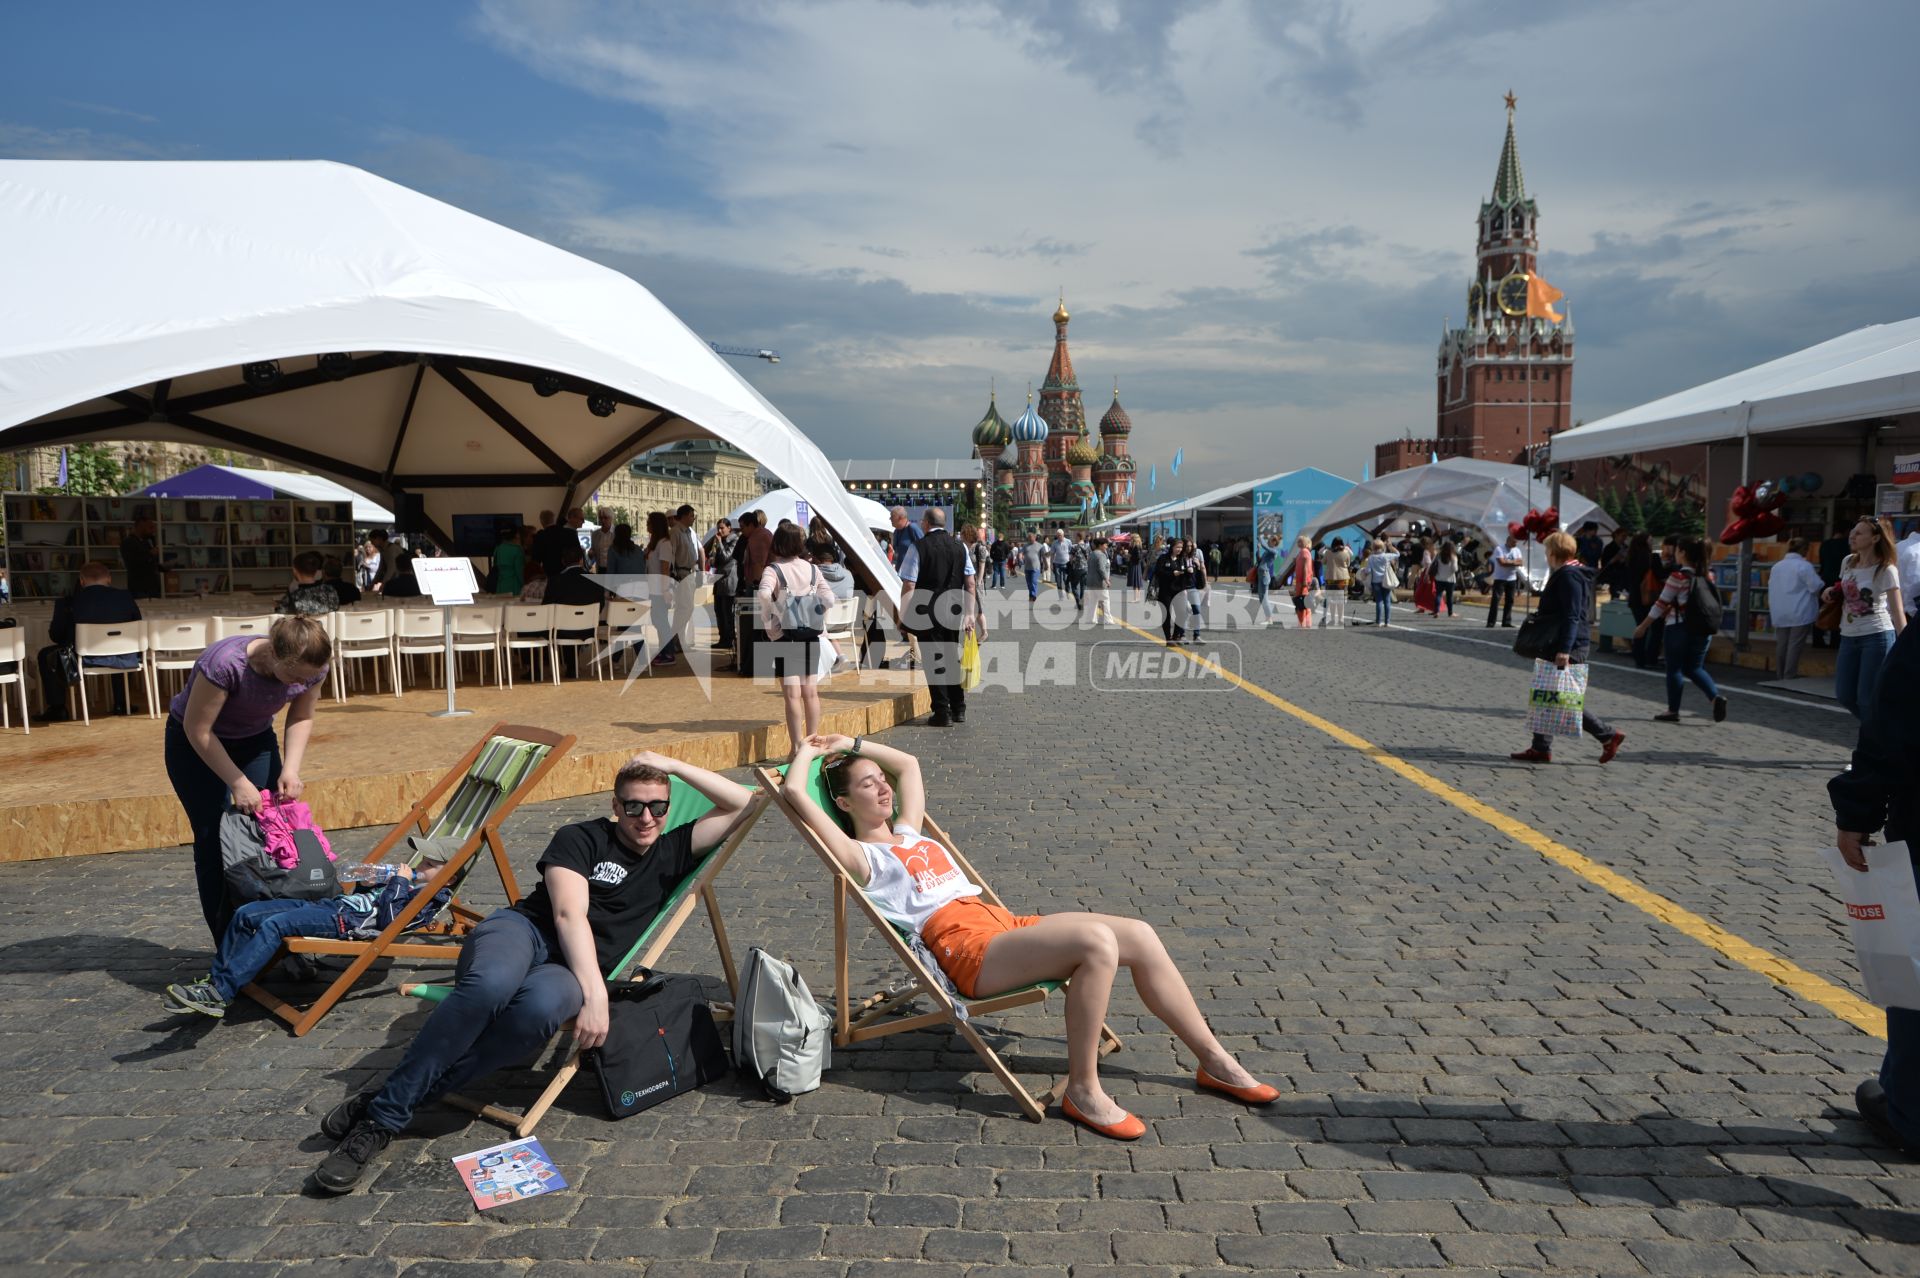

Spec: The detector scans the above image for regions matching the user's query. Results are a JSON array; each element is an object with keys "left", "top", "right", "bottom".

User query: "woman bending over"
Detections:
[{"left": 784, "top": 733, "right": 1277, "bottom": 1140}]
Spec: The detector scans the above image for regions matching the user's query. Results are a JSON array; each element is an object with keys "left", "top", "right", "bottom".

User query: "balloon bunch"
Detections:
[
  {"left": 1772, "top": 472, "right": 1823, "bottom": 496},
  {"left": 1718, "top": 482, "right": 1788, "bottom": 543},
  {"left": 1506, "top": 507, "right": 1560, "bottom": 542}
]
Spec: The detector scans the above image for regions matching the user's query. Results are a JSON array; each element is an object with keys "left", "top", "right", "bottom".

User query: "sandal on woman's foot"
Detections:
[
  {"left": 1196, "top": 1067, "right": 1280, "bottom": 1105},
  {"left": 1060, "top": 1093, "right": 1146, "bottom": 1141}
]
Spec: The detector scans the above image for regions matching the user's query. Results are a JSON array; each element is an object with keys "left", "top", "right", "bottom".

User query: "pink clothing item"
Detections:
[{"left": 255, "top": 793, "right": 334, "bottom": 870}]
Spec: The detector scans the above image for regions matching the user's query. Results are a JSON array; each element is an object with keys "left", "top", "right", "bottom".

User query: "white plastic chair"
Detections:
[
  {"left": 74, "top": 619, "right": 152, "bottom": 725},
  {"left": 211, "top": 614, "right": 275, "bottom": 641},
  {"left": 332, "top": 608, "right": 400, "bottom": 698},
  {"left": 599, "top": 599, "right": 654, "bottom": 677},
  {"left": 502, "top": 604, "right": 556, "bottom": 687},
  {"left": 394, "top": 607, "right": 451, "bottom": 690},
  {"left": 549, "top": 604, "right": 604, "bottom": 682},
  {"left": 147, "top": 617, "right": 212, "bottom": 703},
  {"left": 0, "top": 626, "right": 31, "bottom": 733},
  {"left": 449, "top": 604, "right": 505, "bottom": 688},
  {"left": 821, "top": 595, "right": 861, "bottom": 673}
]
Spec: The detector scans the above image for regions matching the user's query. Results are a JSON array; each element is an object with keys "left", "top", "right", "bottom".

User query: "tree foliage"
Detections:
[
  {"left": 36, "top": 444, "right": 127, "bottom": 497},
  {"left": 1598, "top": 485, "right": 1705, "bottom": 539}
]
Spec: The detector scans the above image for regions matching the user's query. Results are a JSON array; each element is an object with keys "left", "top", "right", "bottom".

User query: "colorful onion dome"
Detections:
[
  {"left": 971, "top": 392, "right": 1011, "bottom": 448},
  {"left": 1098, "top": 390, "right": 1132, "bottom": 434},
  {"left": 1011, "top": 394, "right": 1049, "bottom": 443},
  {"left": 1067, "top": 438, "right": 1101, "bottom": 466}
]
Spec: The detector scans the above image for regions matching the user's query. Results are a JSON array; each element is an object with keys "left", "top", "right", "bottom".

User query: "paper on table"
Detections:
[{"left": 1821, "top": 841, "right": 1920, "bottom": 1011}]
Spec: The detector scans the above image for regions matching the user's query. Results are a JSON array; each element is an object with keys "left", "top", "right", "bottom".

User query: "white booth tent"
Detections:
[
  {"left": 1547, "top": 316, "right": 1920, "bottom": 461},
  {"left": 0, "top": 159, "right": 898, "bottom": 604},
  {"left": 731, "top": 486, "right": 891, "bottom": 534},
  {"left": 1300, "top": 457, "right": 1614, "bottom": 588}
]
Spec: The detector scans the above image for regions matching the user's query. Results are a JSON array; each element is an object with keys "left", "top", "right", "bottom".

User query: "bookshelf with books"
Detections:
[{"left": 4, "top": 493, "right": 356, "bottom": 598}]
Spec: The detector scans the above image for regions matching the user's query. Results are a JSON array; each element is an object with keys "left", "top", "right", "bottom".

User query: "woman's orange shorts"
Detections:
[{"left": 921, "top": 897, "right": 1042, "bottom": 998}]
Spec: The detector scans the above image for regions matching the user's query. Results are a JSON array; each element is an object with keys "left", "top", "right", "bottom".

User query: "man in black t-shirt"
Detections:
[{"left": 308, "top": 751, "right": 754, "bottom": 1195}]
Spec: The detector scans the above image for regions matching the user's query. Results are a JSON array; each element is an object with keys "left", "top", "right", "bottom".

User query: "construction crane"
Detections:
[{"left": 708, "top": 342, "right": 780, "bottom": 364}]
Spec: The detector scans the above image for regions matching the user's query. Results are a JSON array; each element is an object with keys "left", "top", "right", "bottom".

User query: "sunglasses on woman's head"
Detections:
[{"left": 620, "top": 798, "right": 671, "bottom": 819}]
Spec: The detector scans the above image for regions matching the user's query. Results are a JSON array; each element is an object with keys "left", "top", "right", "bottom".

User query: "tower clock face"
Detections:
[{"left": 1497, "top": 271, "right": 1530, "bottom": 317}]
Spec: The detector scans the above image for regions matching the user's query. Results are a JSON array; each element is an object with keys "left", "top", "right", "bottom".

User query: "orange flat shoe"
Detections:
[
  {"left": 1060, "top": 1093, "right": 1146, "bottom": 1141},
  {"left": 1196, "top": 1067, "right": 1280, "bottom": 1105}
]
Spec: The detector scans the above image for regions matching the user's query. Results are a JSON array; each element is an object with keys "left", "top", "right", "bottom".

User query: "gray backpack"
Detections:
[{"left": 733, "top": 947, "right": 831, "bottom": 1102}]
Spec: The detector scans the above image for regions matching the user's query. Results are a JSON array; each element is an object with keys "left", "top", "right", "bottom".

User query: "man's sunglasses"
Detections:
[{"left": 619, "top": 798, "right": 671, "bottom": 819}]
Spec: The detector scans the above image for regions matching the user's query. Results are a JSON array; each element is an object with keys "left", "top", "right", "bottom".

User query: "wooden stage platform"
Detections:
[{"left": 0, "top": 664, "right": 927, "bottom": 863}]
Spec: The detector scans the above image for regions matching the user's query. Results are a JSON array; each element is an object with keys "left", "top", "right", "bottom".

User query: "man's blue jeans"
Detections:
[
  {"left": 1025, "top": 568, "right": 1040, "bottom": 600},
  {"left": 367, "top": 910, "right": 583, "bottom": 1134},
  {"left": 990, "top": 562, "right": 1005, "bottom": 589},
  {"left": 1662, "top": 626, "right": 1720, "bottom": 712},
  {"left": 1835, "top": 629, "right": 1896, "bottom": 722},
  {"left": 211, "top": 898, "right": 352, "bottom": 1000}
]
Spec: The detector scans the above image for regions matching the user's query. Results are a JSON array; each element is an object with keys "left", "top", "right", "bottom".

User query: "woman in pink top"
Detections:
[
  {"left": 756, "top": 523, "right": 836, "bottom": 754},
  {"left": 164, "top": 614, "right": 331, "bottom": 941},
  {"left": 785, "top": 733, "right": 1278, "bottom": 1141}
]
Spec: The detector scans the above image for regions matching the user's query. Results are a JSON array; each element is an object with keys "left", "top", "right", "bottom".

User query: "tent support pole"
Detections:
[{"left": 1735, "top": 414, "right": 1754, "bottom": 650}]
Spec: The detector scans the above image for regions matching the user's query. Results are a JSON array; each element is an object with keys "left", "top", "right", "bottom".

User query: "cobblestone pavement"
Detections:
[{"left": 1, "top": 585, "right": 1914, "bottom": 1277}]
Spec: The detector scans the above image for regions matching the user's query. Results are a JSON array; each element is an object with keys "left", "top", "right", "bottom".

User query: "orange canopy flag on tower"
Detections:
[{"left": 1526, "top": 273, "right": 1565, "bottom": 323}]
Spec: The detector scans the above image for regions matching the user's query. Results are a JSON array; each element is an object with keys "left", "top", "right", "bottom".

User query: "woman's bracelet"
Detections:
[{"left": 851, "top": 736, "right": 864, "bottom": 756}]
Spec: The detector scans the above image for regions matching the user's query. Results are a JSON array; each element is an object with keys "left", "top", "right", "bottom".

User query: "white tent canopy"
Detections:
[
  {"left": 0, "top": 159, "right": 897, "bottom": 602},
  {"left": 731, "top": 487, "right": 891, "bottom": 533},
  {"left": 1550, "top": 316, "right": 1920, "bottom": 461},
  {"left": 1300, "top": 458, "right": 1614, "bottom": 588}
]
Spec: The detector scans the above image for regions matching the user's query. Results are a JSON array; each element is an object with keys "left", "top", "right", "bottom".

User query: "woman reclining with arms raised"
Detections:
[{"left": 785, "top": 733, "right": 1278, "bottom": 1139}]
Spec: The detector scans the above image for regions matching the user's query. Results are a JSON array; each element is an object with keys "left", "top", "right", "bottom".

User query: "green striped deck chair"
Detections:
[
  {"left": 752, "top": 760, "right": 1120, "bottom": 1123},
  {"left": 242, "top": 722, "right": 574, "bottom": 1037},
  {"left": 401, "top": 772, "right": 770, "bottom": 1136}
]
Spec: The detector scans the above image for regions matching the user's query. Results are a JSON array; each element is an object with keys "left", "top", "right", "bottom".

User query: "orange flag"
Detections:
[{"left": 1526, "top": 273, "right": 1565, "bottom": 323}]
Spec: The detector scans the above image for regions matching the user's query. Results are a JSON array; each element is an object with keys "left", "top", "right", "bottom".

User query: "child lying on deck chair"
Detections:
[
  {"left": 165, "top": 862, "right": 451, "bottom": 1019},
  {"left": 784, "top": 733, "right": 1279, "bottom": 1141}
]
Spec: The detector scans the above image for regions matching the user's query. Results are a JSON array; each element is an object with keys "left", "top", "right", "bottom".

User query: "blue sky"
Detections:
[{"left": 6, "top": 1, "right": 1918, "bottom": 496}]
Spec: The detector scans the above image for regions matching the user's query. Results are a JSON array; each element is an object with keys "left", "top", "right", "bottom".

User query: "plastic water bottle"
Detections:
[{"left": 338, "top": 863, "right": 397, "bottom": 886}]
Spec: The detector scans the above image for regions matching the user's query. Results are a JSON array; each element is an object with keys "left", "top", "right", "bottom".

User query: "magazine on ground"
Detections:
[{"left": 450, "top": 1136, "right": 566, "bottom": 1210}]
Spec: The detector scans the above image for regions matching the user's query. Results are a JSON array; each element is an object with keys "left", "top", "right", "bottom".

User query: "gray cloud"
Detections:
[{"left": 976, "top": 237, "right": 1094, "bottom": 261}]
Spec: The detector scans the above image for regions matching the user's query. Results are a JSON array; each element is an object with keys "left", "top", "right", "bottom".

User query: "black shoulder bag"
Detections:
[{"left": 587, "top": 971, "right": 730, "bottom": 1119}]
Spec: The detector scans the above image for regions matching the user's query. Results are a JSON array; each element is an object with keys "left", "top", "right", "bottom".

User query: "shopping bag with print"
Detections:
[
  {"left": 960, "top": 629, "right": 981, "bottom": 691},
  {"left": 1524, "top": 659, "right": 1587, "bottom": 738},
  {"left": 1820, "top": 842, "right": 1920, "bottom": 1010}
]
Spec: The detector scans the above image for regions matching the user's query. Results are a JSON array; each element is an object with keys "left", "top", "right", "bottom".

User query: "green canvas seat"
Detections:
[
  {"left": 240, "top": 722, "right": 574, "bottom": 1037},
  {"left": 753, "top": 758, "right": 1120, "bottom": 1123},
  {"left": 402, "top": 773, "right": 770, "bottom": 1136}
]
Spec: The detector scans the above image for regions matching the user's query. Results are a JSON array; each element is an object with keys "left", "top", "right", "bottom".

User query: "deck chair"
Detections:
[
  {"left": 399, "top": 773, "right": 772, "bottom": 1136},
  {"left": 752, "top": 760, "right": 1120, "bottom": 1122},
  {"left": 240, "top": 723, "right": 574, "bottom": 1036}
]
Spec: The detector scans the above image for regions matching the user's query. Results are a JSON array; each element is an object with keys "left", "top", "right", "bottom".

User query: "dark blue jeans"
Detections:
[
  {"left": 1835, "top": 629, "right": 1896, "bottom": 723},
  {"left": 1662, "top": 626, "right": 1720, "bottom": 712},
  {"left": 1025, "top": 568, "right": 1040, "bottom": 600},
  {"left": 1883, "top": 838, "right": 1920, "bottom": 1146},
  {"left": 367, "top": 909, "right": 583, "bottom": 1134},
  {"left": 211, "top": 898, "right": 353, "bottom": 1000},
  {"left": 164, "top": 718, "right": 281, "bottom": 943}
]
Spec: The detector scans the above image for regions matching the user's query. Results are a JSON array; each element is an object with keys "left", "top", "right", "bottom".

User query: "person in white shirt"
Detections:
[
  {"left": 784, "top": 734, "right": 1278, "bottom": 1141},
  {"left": 1767, "top": 538, "right": 1826, "bottom": 680},
  {"left": 1898, "top": 527, "right": 1920, "bottom": 621},
  {"left": 1486, "top": 533, "right": 1524, "bottom": 628},
  {"left": 1822, "top": 517, "right": 1907, "bottom": 722}
]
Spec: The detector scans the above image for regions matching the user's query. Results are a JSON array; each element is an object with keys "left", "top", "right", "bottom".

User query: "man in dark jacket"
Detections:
[
  {"left": 544, "top": 541, "right": 606, "bottom": 678},
  {"left": 121, "top": 512, "right": 163, "bottom": 598},
  {"left": 40, "top": 560, "right": 142, "bottom": 719},
  {"left": 736, "top": 511, "right": 775, "bottom": 678},
  {"left": 1510, "top": 532, "right": 1625, "bottom": 765},
  {"left": 1830, "top": 622, "right": 1920, "bottom": 1153},
  {"left": 898, "top": 509, "right": 975, "bottom": 726}
]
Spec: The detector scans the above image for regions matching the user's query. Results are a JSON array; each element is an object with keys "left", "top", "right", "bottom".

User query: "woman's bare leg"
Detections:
[
  {"left": 780, "top": 680, "right": 806, "bottom": 755},
  {"left": 802, "top": 677, "right": 823, "bottom": 738},
  {"left": 974, "top": 912, "right": 1261, "bottom": 1124}
]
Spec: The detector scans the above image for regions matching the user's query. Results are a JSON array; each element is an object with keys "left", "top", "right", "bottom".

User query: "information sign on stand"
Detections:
[{"left": 414, "top": 558, "right": 479, "bottom": 718}]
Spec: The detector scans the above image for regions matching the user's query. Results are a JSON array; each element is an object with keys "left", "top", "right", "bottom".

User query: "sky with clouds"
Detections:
[{"left": 5, "top": 0, "right": 1917, "bottom": 497}]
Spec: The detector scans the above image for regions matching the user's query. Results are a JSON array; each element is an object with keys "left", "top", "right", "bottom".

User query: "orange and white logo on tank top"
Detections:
[{"left": 889, "top": 837, "right": 961, "bottom": 896}]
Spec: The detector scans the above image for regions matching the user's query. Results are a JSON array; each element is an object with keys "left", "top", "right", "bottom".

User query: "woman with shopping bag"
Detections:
[{"left": 1510, "top": 532, "right": 1626, "bottom": 766}]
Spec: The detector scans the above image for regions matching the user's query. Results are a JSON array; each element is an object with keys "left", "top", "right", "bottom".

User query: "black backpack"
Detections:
[{"left": 1682, "top": 571, "right": 1724, "bottom": 637}]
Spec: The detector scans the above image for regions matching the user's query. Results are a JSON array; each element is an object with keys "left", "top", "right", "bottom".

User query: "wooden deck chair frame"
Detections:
[
  {"left": 399, "top": 774, "right": 772, "bottom": 1136},
  {"left": 751, "top": 763, "right": 1120, "bottom": 1123},
  {"left": 240, "top": 722, "right": 575, "bottom": 1036}
]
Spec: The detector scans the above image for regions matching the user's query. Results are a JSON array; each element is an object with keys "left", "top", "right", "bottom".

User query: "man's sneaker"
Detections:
[
  {"left": 1599, "top": 731, "right": 1626, "bottom": 764},
  {"left": 311, "top": 1119, "right": 393, "bottom": 1196},
  {"left": 1855, "top": 1079, "right": 1915, "bottom": 1153},
  {"left": 164, "top": 980, "right": 228, "bottom": 1019},
  {"left": 1713, "top": 695, "right": 1729, "bottom": 722},
  {"left": 319, "top": 1091, "right": 376, "bottom": 1141}
]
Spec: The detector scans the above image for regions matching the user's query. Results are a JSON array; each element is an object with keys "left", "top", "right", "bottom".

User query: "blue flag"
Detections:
[
  {"left": 57, "top": 446, "right": 69, "bottom": 488},
  {"left": 1362, "top": 462, "right": 1370, "bottom": 482},
  {"left": 1079, "top": 496, "right": 1088, "bottom": 513},
  {"left": 1101, "top": 486, "right": 1112, "bottom": 504},
  {"left": 1148, "top": 466, "right": 1157, "bottom": 492},
  {"left": 1430, "top": 450, "right": 1438, "bottom": 465},
  {"left": 1171, "top": 448, "right": 1184, "bottom": 477}
]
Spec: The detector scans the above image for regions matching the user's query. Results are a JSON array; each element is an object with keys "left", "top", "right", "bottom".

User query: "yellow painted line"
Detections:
[{"left": 1115, "top": 622, "right": 1886, "bottom": 1039}]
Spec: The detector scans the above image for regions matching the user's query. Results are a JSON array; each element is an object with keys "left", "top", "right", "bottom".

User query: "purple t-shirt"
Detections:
[{"left": 168, "top": 635, "right": 327, "bottom": 738}]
